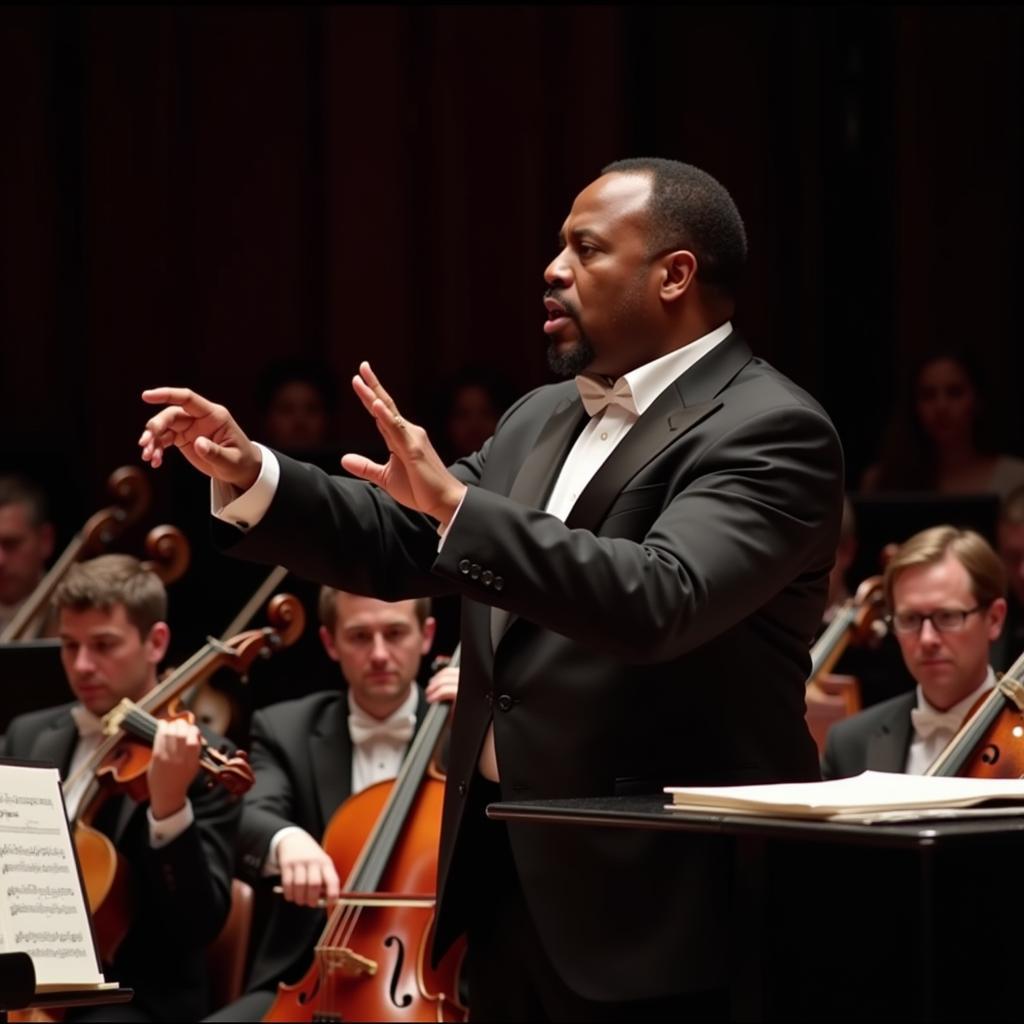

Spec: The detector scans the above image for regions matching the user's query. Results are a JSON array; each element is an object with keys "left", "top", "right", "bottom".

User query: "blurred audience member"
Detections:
[
  {"left": 257, "top": 357, "right": 337, "bottom": 455},
  {"left": 428, "top": 365, "right": 516, "bottom": 464},
  {"left": 0, "top": 474, "right": 55, "bottom": 637},
  {"left": 992, "top": 483, "right": 1024, "bottom": 672},
  {"left": 860, "top": 350, "right": 1024, "bottom": 498}
]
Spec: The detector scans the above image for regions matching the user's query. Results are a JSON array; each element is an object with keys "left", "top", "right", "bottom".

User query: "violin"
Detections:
[
  {"left": 926, "top": 648, "right": 1024, "bottom": 778},
  {"left": 69, "top": 593, "right": 306, "bottom": 963},
  {"left": 1, "top": 466, "right": 151, "bottom": 642},
  {"left": 265, "top": 650, "right": 467, "bottom": 1023}
]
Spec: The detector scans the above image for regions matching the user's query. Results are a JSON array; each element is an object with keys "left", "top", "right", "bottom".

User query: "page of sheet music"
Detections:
[{"left": 0, "top": 763, "right": 104, "bottom": 987}]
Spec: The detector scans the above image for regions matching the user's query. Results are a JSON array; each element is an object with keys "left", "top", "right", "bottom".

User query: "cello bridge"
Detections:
[{"left": 316, "top": 945, "right": 378, "bottom": 977}]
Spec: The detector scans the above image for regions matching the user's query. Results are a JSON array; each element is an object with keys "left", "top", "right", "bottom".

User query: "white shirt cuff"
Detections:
[
  {"left": 436, "top": 490, "right": 468, "bottom": 552},
  {"left": 212, "top": 443, "right": 281, "bottom": 531},
  {"left": 147, "top": 799, "right": 194, "bottom": 849},
  {"left": 263, "top": 825, "right": 311, "bottom": 876}
]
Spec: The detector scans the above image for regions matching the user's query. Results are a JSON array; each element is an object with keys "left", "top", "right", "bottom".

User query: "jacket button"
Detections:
[
  {"left": 458, "top": 559, "right": 471, "bottom": 575},
  {"left": 458, "top": 781, "right": 467, "bottom": 797},
  {"left": 481, "top": 570, "right": 494, "bottom": 586},
  {"left": 497, "top": 694, "right": 514, "bottom": 712},
  {"left": 470, "top": 563, "right": 481, "bottom": 579},
  {"left": 493, "top": 576, "right": 504, "bottom": 591}
]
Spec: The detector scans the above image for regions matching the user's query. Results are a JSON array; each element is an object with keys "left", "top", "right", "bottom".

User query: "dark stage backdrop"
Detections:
[{"left": 1, "top": 3, "right": 1022, "bottom": 563}]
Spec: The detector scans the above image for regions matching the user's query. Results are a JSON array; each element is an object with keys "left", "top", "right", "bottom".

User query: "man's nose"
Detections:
[
  {"left": 544, "top": 250, "right": 572, "bottom": 288},
  {"left": 369, "top": 633, "right": 389, "bottom": 662},
  {"left": 918, "top": 619, "right": 942, "bottom": 644},
  {"left": 73, "top": 647, "right": 95, "bottom": 672}
]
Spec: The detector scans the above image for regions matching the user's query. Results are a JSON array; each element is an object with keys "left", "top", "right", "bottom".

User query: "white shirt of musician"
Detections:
[
  {"left": 214, "top": 323, "right": 734, "bottom": 786},
  {"left": 262, "top": 687, "right": 418, "bottom": 876},
  {"left": 905, "top": 667, "right": 996, "bottom": 775}
]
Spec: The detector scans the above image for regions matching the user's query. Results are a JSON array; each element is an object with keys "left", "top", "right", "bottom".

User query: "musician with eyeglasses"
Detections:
[{"left": 821, "top": 525, "right": 1008, "bottom": 779}]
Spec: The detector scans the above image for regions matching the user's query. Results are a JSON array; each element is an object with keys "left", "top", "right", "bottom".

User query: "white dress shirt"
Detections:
[
  {"left": 904, "top": 668, "right": 996, "bottom": 775},
  {"left": 263, "top": 687, "right": 418, "bottom": 876}
]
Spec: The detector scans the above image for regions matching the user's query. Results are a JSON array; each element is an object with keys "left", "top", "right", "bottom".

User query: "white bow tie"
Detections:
[
  {"left": 70, "top": 705, "right": 104, "bottom": 739},
  {"left": 348, "top": 710, "right": 415, "bottom": 748},
  {"left": 910, "top": 705, "right": 963, "bottom": 742},
  {"left": 575, "top": 375, "right": 638, "bottom": 418}
]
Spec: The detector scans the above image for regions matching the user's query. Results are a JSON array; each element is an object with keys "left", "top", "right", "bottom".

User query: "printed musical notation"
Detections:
[{"left": 0, "top": 762, "right": 105, "bottom": 987}]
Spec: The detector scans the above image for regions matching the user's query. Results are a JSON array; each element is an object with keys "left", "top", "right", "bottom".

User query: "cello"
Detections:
[
  {"left": 265, "top": 651, "right": 467, "bottom": 1023},
  {"left": 1, "top": 466, "right": 151, "bottom": 642},
  {"left": 926, "top": 646, "right": 1024, "bottom": 779},
  {"left": 67, "top": 593, "right": 305, "bottom": 963}
]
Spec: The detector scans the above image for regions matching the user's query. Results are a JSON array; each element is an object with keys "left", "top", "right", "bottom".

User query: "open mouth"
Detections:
[{"left": 543, "top": 297, "right": 573, "bottom": 335}]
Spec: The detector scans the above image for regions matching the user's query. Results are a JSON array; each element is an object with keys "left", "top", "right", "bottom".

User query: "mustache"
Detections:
[{"left": 544, "top": 289, "right": 580, "bottom": 321}]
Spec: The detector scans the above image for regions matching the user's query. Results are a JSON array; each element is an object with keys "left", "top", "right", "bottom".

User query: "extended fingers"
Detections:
[
  {"left": 357, "top": 362, "right": 399, "bottom": 416},
  {"left": 141, "top": 387, "right": 216, "bottom": 416}
]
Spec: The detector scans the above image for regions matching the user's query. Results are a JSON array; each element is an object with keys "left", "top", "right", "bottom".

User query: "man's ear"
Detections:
[
  {"left": 987, "top": 597, "right": 1008, "bottom": 640},
  {"left": 659, "top": 250, "right": 698, "bottom": 303},
  {"left": 146, "top": 621, "right": 171, "bottom": 665},
  {"left": 420, "top": 616, "right": 437, "bottom": 656},
  {"left": 319, "top": 624, "right": 340, "bottom": 663}
]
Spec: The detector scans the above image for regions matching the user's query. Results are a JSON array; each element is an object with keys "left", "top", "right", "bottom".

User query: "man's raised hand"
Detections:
[
  {"left": 139, "top": 388, "right": 263, "bottom": 491},
  {"left": 341, "top": 362, "right": 467, "bottom": 527}
]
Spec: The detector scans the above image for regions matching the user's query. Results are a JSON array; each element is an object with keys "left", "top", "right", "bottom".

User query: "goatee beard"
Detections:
[{"left": 546, "top": 335, "right": 596, "bottom": 378}]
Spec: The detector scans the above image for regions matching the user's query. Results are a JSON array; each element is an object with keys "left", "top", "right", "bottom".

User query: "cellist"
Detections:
[
  {"left": 0, "top": 554, "right": 239, "bottom": 1021},
  {"left": 821, "top": 525, "right": 1008, "bottom": 779},
  {"left": 206, "top": 587, "right": 458, "bottom": 1023}
]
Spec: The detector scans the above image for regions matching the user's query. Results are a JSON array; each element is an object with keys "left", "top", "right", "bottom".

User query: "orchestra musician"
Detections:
[
  {"left": 206, "top": 588, "right": 457, "bottom": 1022},
  {"left": 138, "top": 157, "right": 844, "bottom": 1021},
  {"left": 821, "top": 526, "right": 1008, "bottom": 779},
  {"left": 0, "top": 554, "right": 239, "bottom": 1022},
  {"left": 0, "top": 474, "right": 56, "bottom": 637}
]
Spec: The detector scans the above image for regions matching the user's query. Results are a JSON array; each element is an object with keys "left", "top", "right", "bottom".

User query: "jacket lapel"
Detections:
[
  {"left": 30, "top": 710, "right": 78, "bottom": 777},
  {"left": 312, "top": 698, "right": 353, "bottom": 831},
  {"left": 565, "top": 332, "right": 749, "bottom": 532},
  {"left": 506, "top": 395, "right": 587, "bottom": 512},
  {"left": 866, "top": 694, "right": 916, "bottom": 772}
]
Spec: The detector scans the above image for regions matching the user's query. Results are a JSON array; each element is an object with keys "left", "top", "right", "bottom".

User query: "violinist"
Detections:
[
  {"left": 206, "top": 587, "right": 458, "bottom": 1023},
  {"left": 0, "top": 554, "right": 239, "bottom": 1022},
  {"left": 0, "top": 474, "right": 56, "bottom": 636},
  {"left": 821, "top": 526, "right": 1007, "bottom": 779}
]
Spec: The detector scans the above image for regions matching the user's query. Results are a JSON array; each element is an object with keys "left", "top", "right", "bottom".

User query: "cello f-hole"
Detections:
[{"left": 383, "top": 935, "right": 413, "bottom": 1009}]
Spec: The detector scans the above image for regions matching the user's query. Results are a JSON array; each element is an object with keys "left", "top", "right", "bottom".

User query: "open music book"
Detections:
[
  {"left": 0, "top": 760, "right": 112, "bottom": 992},
  {"left": 665, "top": 770, "right": 1024, "bottom": 824}
]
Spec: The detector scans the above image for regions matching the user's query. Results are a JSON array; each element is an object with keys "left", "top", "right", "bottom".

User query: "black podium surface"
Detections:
[{"left": 488, "top": 794, "right": 1023, "bottom": 1021}]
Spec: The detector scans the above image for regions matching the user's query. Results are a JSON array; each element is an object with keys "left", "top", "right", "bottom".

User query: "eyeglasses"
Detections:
[{"left": 888, "top": 606, "right": 985, "bottom": 634}]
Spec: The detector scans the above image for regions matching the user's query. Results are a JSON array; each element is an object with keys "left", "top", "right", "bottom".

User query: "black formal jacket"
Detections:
[
  {"left": 1, "top": 703, "right": 239, "bottom": 1022},
  {"left": 236, "top": 688, "right": 428, "bottom": 993},
  {"left": 820, "top": 691, "right": 917, "bottom": 779},
  {"left": 223, "top": 333, "right": 845, "bottom": 1000}
]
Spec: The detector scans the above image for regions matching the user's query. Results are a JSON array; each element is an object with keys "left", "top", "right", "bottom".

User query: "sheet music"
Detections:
[{"left": 0, "top": 763, "right": 104, "bottom": 987}]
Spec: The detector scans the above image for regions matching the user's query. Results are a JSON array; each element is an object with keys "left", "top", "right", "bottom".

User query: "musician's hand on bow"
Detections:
[
  {"left": 341, "top": 362, "right": 468, "bottom": 527},
  {"left": 139, "top": 388, "right": 263, "bottom": 491},
  {"left": 277, "top": 830, "right": 341, "bottom": 908}
]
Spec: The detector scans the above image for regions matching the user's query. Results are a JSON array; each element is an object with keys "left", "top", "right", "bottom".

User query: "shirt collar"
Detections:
[
  {"left": 347, "top": 683, "right": 419, "bottom": 728},
  {"left": 576, "top": 321, "right": 733, "bottom": 418},
  {"left": 915, "top": 666, "right": 997, "bottom": 720}
]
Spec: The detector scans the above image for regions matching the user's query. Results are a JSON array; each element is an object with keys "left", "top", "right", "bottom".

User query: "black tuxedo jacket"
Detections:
[
  {"left": 236, "top": 688, "right": 428, "bottom": 993},
  {"left": 0, "top": 703, "right": 239, "bottom": 1022},
  {"left": 820, "top": 691, "right": 916, "bottom": 779},
  {"left": 225, "top": 332, "right": 844, "bottom": 1000}
]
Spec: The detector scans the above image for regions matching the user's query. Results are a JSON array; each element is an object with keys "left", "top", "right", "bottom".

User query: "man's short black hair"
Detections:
[{"left": 601, "top": 157, "right": 747, "bottom": 296}]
